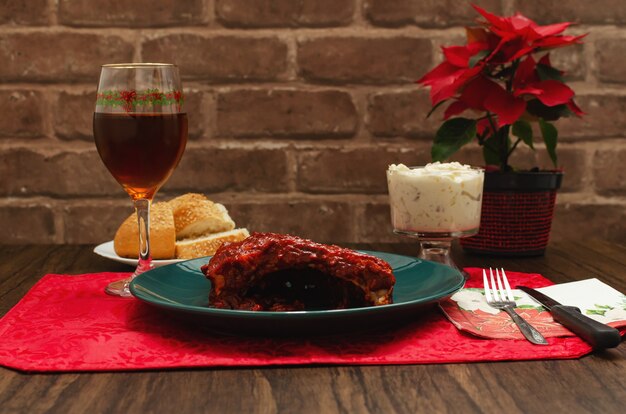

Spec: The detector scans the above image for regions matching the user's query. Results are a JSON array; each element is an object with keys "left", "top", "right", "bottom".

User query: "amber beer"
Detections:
[{"left": 93, "top": 112, "right": 188, "bottom": 200}]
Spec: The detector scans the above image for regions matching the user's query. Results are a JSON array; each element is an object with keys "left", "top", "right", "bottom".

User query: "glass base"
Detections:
[
  {"left": 391, "top": 228, "right": 477, "bottom": 276},
  {"left": 418, "top": 240, "right": 456, "bottom": 268},
  {"left": 104, "top": 278, "right": 133, "bottom": 297},
  {"left": 104, "top": 259, "right": 153, "bottom": 298}
]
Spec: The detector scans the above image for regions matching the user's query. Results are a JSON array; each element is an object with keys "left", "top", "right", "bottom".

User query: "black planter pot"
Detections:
[{"left": 460, "top": 170, "right": 563, "bottom": 256}]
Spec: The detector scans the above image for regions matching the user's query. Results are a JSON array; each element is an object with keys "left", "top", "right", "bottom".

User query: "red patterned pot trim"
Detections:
[{"left": 460, "top": 190, "right": 557, "bottom": 256}]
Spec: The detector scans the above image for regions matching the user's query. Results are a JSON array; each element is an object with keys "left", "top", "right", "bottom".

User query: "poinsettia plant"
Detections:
[{"left": 418, "top": 5, "right": 585, "bottom": 171}]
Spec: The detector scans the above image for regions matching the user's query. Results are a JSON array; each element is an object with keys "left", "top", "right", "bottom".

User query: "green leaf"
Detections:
[
  {"left": 512, "top": 120, "right": 534, "bottom": 149},
  {"left": 536, "top": 64, "right": 564, "bottom": 82},
  {"left": 482, "top": 134, "right": 500, "bottom": 166},
  {"left": 527, "top": 100, "right": 572, "bottom": 121},
  {"left": 469, "top": 50, "right": 490, "bottom": 68},
  {"left": 539, "top": 118, "right": 558, "bottom": 167},
  {"left": 431, "top": 118, "right": 477, "bottom": 161}
]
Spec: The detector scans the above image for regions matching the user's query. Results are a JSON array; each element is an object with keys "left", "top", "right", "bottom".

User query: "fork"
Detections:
[{"left": 483, "top": 268, "right": 548, "bottom": 345}]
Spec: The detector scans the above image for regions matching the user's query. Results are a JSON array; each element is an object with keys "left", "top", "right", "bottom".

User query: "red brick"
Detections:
[
  {"left": 0, "top": 32, "right": 134, "bottom": 82},
  {"left": 552, "top": 203, "right": 626, "bottom": 244},
  {"left": 216, "top": 89, "right": 357, "bottom": 138},
  {"left": 532, "top": 147, "right": 585, "bottom": 192},
  {"left": 183, "top": 89, "right": 214, "bottom": 140},
  {"left": 226, "top": 198, "right": 357, "bottom": 243},
  {"left": 595, "top": 39, "right": 626, "bottom": 84},
  {"left": 534, "top": 147, "right": 586, "bottom": 192},
  {"left": 447, "top": 144, "right": 524, "bottom": 169},
  {"left": 62, "top": 200, "right": 131, "bottom": 244},
  {"left": 297, "top": 37, "right": 431, "bottom": 84},
  {"left": 357, "top": 202, "right": 398, "bottom": 243},
  {"left": 297, "top": 146, "right": 430, "bottom": 194},
  {"left": 142, "top": 35, "right": 288, "bottom": 82},
  {"left": 59, "top": 0, "right": 206, "bottom": 27},
  {"left": 593, "top": 148, "right": 626, "bottom": 196},
  {"left": 447, "top": 146, "right": 489, "bottom": 167},
  {"left": 550, "top": 44, "right": 585, "bottom": 82},
  {"left": 367, "top": 89, "right": 439, "bottom": 137},
  {"left": 0, "top": 203, "right": 56, "bottom": 244},
  {"left": 558, "top": 94, "right": 626, "bottom": 140},
  {"left": 0, "top": 0, "right": 50, "bottom": 25},
  {"left": 514, "top": 0, "right": 626, "bottom": 25},
  {"left": 216, "top": 0, "right": 354, "bottom": 27},
  {"left": 0, "top": 147, "right": 120, "bottom": 197},
  {"left": 0, "top": 90, "right": 45, "bottom": 138},
  {"left": 54, "top": 91, "right": 95, "bottom": 141},
  {"left": 365, "top": 0, "right": 502, "bottom": 27},
  {"left": 163, "top": 146, "right": 290, "bottom": 193}
]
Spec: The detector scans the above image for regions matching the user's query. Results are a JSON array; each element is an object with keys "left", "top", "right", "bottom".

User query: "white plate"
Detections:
[{"left": 93, "top": 241, "right": 185, "bottom": 268}]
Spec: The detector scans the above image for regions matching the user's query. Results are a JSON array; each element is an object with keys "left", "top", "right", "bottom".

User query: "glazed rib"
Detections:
[{"left": 201, "top": 232, "right": 395, "bottom": 311}]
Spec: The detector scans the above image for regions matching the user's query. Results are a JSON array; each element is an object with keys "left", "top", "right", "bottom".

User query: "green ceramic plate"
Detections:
[{"left": 129, "top": 251, "right": 465, "bottom": 335}]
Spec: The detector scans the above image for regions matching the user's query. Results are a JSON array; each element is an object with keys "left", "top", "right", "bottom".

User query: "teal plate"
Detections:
[{"left": 129, "top": 251, "right": 465, "bottom": 336}]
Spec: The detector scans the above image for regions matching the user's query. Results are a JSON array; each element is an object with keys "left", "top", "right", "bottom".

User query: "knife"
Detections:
[{"left": 518, "top": 286, "right": 621, "bottom": 350}]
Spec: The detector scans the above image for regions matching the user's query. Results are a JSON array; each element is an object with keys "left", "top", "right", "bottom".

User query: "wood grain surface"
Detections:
[{"left": 0, "top": 241, "right": 624, "bottom": 414}]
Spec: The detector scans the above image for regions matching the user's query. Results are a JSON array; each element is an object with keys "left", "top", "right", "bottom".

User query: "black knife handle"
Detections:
[{"left": 551, "top": 305, "right": 622, "bottom": 349}]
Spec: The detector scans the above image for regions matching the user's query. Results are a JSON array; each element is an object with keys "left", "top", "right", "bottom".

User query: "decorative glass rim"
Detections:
[{"left": 101, "top": 63, "right": 177, "bottom": 69}]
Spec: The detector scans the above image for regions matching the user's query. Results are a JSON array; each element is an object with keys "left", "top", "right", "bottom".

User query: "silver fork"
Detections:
[{"left": 483, "top": 268, "right": 548, "bottom": 345}]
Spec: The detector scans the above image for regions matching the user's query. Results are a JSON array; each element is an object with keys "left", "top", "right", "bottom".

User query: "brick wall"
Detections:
[{"left": 1, "top": 0, "right": 625, "bottom": 245}]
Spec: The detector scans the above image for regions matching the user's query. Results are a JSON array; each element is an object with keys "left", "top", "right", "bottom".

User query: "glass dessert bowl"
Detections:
[{"left": 386, "top": 162, "right": 484, "bottom": 269}]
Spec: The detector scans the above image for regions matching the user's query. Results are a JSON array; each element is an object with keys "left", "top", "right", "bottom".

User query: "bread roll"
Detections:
[
  {"left": 168, "top": 194, "right": 235, "bottom": 240},
  {"left": 175, "top": 228, "right": 250, "bottom": 259},
  {"left": 113, "top": 202, "right": 176, "bottom": 259},
  {"left": 167, "top": 193, "right": 207, "bottom": 211}
]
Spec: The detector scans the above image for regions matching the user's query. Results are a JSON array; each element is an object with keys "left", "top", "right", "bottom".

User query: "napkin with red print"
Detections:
[{"left": 440, "top": 278, "right": 626, "bottom": 339}]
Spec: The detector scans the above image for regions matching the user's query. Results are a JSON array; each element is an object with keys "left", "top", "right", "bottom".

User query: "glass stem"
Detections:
[
  {"left": 418, "top": 240, "right": 456, "bottom": 269},
  {"left": 134, "top": 198, "right": 152, "bottom": 275}
]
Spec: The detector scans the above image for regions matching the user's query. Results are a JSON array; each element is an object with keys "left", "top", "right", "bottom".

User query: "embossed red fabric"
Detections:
[{"left": 0, "top": 269, "right": 620, "bottom": 372}]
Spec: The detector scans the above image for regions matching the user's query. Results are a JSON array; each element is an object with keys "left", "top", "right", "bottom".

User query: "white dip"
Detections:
[{"left": 386, "top": 162, "right": 484, "bottom": 235}]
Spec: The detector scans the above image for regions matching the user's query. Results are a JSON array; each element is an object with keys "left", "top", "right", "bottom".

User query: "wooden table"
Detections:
[{"left": 0, "top": 241, "right": 624, "bottom": 413}]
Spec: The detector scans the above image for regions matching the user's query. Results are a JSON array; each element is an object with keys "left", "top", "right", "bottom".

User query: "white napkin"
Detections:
[{"left": 528, "top": 278, "right": 626, "bottom": 324}]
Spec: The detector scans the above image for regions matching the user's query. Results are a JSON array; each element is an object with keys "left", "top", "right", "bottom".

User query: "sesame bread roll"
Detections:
[
  {"left": 175, "top": 228, "right": 250, "bottom": 259},
  {"left": 168, "top": 194, "right": 235, "bottom": 240},
  {"left": 113, "top": 202, "right": 176, "bottom": 259}
]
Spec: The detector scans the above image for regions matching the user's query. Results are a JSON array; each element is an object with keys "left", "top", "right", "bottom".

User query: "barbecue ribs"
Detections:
[{"left": 201, "top": 232, "right": 395, "bottom": 311}]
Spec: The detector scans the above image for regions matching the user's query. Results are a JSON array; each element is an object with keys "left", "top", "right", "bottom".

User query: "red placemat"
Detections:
[{"left": 0, "top": 268, "right": 619, "bottom": 372}]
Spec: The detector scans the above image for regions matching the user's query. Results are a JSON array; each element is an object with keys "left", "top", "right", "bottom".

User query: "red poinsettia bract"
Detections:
[
  {"left": 417, "top": 4, "right": 585, "bottom": 170},
  {"left": 418, "top": 5, "right": 584, "bottom": 127}
]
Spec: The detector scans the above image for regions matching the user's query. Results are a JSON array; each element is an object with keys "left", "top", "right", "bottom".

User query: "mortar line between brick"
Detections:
[
  {"left": 585, "top": 37, "right": 598, "bottom": 84},
  {"left": 285, "top": 145, "right": 298, "bottom": 193},
  {"left": 205, "top": 0, "right": 216, "bottom": 25},
  {"left": 0, "top": 25, "right": 484, "bottom": 37},
  {"left": 2, "top": 193, "right": 623, "bottom": 206},
  {"left": 283, "top": 33, "right": 299, "bottom": 81},
  {"left": 2, "top": 82, "right": 625, "bottom": 96},
  {"left": 3, "top": 137, "right": 626, "bottom": 154},
  {"left": 0, "top": 23, "right": 623, "bottom": 36},
  {"left": 52, "top": 203, "right": 66, "bottom": 244},
  {"left": 134, "top": 29, "right": 143, "bottom": 62},
  {"left": 48, "top": 0, "right": 58, "bottom": 26},
  {"left": 353, "top": 0, "right": 367, "bottom": 27}
]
